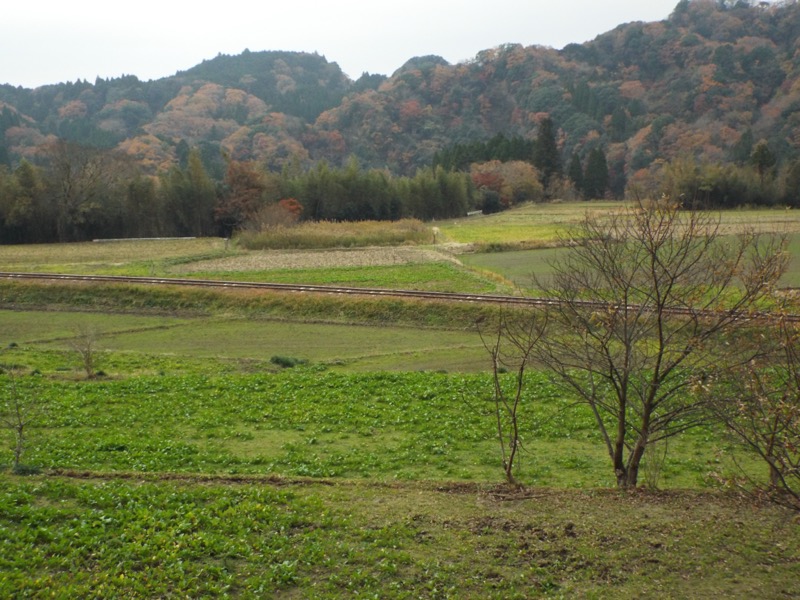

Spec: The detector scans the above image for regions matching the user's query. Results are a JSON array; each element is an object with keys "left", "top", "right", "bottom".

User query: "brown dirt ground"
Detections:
[{"left": 172, "top": 246, "right": 462, "bottom": 272}]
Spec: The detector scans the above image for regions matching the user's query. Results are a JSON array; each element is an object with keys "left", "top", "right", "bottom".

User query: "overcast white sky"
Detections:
[{"left": 2, "top": 1, "right": 680, "bottom": 89}]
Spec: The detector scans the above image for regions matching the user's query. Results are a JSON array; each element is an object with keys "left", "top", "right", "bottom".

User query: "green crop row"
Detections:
[{"left": 1, "top": 351, "right": 754, "bottom": 489}]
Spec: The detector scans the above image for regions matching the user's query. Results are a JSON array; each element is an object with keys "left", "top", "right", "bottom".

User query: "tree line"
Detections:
[
  {"left": 434, "top": 117, "right": 800, "bottom": 208},
  {"left": 3, "top": 122, "right": 798, "bottom": 245},
  {"left": 0, "top": 140, "right": 475, "bottom": 244}
]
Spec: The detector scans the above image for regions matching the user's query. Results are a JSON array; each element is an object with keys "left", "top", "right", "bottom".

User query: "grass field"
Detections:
[
  {"left": 1, "top": 347, "right": 797, "bottom": 597},
  {"left": 3, "top": 477, "right": 796, "bottom": 598},
  {"left": 1, "top": 350, "right": 754, "bottom": 486},
  {"left": 237, "top": 218, "right": 433, "bottom": 249},
  {"left": 461, "top": 234, "right": 800, "bottom": 289},
  {"left": 437, "top": 202, "right": 625, "bottom": 247},
  {"left": 4, "top": 202, "right": 800, "bottom": 290},
  {"left": 0, "top": 237, "right": 228, "bottom": 272},
  {"left": 1, "top": 309, "right": 488, "bottom": 372},
  {"left": 2, "top": 202, "right": 800, "bottom": 597},
  {"left": 438, "top": 202, "right": 800, "bottom": 247}
]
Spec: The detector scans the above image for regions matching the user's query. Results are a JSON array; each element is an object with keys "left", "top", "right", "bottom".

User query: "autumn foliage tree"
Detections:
[
  {"left": 247, "top": 198, "right": 304, "bottom": 230},
  {"left": 215, "top": 158, "right": 266, "bottom": 236},
  {"left": 470, "top": 160, "right": 544, "bottom": 209}
]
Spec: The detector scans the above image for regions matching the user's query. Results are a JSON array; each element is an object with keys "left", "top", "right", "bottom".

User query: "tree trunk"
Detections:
[
  {"left": 614, "top": 449, "right": 628, "bottom": 487},
  {"left": 626, "top": 441, "right": 648, "bottom": 488},
  {"left": 769, "top": 461, "right": 783, "bottom": 489},
  {"left": 614, "top": 408, "right": 628, "bottom": 487},
  {"left": 13, "top": 423, "right": 24, "bottom": 470}
]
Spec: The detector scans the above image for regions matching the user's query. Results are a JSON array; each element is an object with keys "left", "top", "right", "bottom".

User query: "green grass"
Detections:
[
  {"left": 181, "top": 262, "right": 505, "bottom": 293},
  {"left": 0, "top": 353, "right": 762, "bottom": 487},
  {"left": 438, "top": 201, "right": 623, "bottom": 247},
  {"left": 0, "top": 314, "right": 796, "bottom": 598},
  {"left": 0, "top": 280, "right": 501, "bottom": 330},
  {"left": 4, "top": 203, "right": 799, "bottom": 293},
  {"left": 462, "top": 232, "right": 800, "bottom": 291},
  {"left": 461, "top": 247, "right": 562, "bottom": 290},
  {"left": 0, "top": 237, "right": 230, "bottom": 273},
  {"left": 439, "top": 202, "right": 800, "bottom": 248},
  {"left": 0, "top": 311, "right": 487, "bottom": 373},
  {"left": 2, "top": 476, "right": 797, "bottom": 599},
  {"left": 782, "top": 233, "right": 800, "bottom": 287}
]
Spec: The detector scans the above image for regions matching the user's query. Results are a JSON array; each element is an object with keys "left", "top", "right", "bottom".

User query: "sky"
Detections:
[{"left": 2, "top": 0, "right": 680, "bottom": 89}]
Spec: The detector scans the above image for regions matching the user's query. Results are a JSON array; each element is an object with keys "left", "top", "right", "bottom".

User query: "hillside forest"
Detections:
[{"left": 2, "top": 0, "right": 800, "bottom": 243}]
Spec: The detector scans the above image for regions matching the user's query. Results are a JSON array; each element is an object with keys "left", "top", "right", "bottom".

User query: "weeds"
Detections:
[{"left": 270, "top": 355, "right": 308, "bottom": 369}]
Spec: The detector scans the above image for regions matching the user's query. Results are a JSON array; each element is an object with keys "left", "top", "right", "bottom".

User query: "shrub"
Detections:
[{"left": 270, "top": 356, "right": 308, "bottom": 369}]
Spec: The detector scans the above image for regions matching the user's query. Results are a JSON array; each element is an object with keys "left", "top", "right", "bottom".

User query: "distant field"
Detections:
[
  {"left": 1, "top": 309, "right": 488, "bottom": 373},
  {"left": 439, "top": 202, "right": 800, "bottom": 247},
  {"left": 0, "top": 236, "right": 510, "bottom": 293},
  {"left": 3, "top": 203, "right": 800, "bottom": 290},
  {"left": 460, "top": 247, "right": 561, "bottom": 290},
  {"left": 461, "top": 233, "right": 800, "bottom": 289},
  {"left": 237, "top": 218, "right": 432, "bottom": 249},
  {"left": 171, "top": 250, "right": 509, "bottom": 293},
  {"left": 0, "top": 237, "right": 227, "bottom": 272},
  {"left": 177, "top": 263, "right": 508, "bottom": 294},
  {"left": 436, "top": 201, "right": 620, "bottom": 247}
]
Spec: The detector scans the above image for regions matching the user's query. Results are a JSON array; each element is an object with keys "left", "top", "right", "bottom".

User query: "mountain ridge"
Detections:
[{"left": 1, "top": 0, "right": 799, "bottom": 180}]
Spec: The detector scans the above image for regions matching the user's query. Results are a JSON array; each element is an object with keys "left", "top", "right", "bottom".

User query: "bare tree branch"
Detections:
[{"left": 532, "top": 200, "right": 788, "bottom": 487}]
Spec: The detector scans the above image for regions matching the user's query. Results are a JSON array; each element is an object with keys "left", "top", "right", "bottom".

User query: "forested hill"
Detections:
[{"left": 1, "top": 0, "right": 799, "bottom": 181}]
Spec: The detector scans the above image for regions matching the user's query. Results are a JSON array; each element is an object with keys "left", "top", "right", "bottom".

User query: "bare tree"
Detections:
[
  {"left": 478, "top": 311, "right": 546, "bottom": 485},
  {"left": 533, "top": 200, "right": 787, "bottom": 487},
  {"left": 42, "top": 139, "right": 121, "bottom": 242},
  {"left": 1, "top": 369, "right": 45, "bottom": 472},
  {"left": 709, "top": 316, "right": 800, "bottom": 510},
  {"left": 70, "top": 325, "right": 100, "bottom": 379}
]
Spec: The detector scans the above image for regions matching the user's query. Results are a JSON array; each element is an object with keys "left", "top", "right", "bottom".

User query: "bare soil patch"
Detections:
[{"left": 172, "top": 246, "right": 461, "bottom": 272}]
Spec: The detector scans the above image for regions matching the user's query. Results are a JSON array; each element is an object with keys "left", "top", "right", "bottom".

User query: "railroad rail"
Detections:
[
  {"left": 0, "top": 271, "right": 545, "bottom": 306},
  {"left": 1, "top": 271, "right": 798, "bottom": 323}
]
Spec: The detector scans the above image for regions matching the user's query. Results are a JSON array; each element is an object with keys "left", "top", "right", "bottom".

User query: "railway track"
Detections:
[
  {"left": 0, "top": 271, "right": 545, "bottom": 306},
  {"left": 1, "top": 271, "right": 798, "bottom": 322}
]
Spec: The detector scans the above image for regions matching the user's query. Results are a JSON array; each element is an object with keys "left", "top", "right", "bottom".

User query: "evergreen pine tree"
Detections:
[
  {"left": 533, "top": 117, "right": 562, "bottom": 192},
  {"left": 567, "top": 152, "right": 584, "bottom": 197},
  {"left": 583, "top": 147, "right": 609, "bottom": 199}
]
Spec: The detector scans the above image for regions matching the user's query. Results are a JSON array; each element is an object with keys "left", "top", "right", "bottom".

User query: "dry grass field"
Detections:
[
  {"left": 171, "top": 246, "right": 460, "bottom": 273},
  {"left": 0, "top": 237, "right": 225, "bottom": 267}
]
